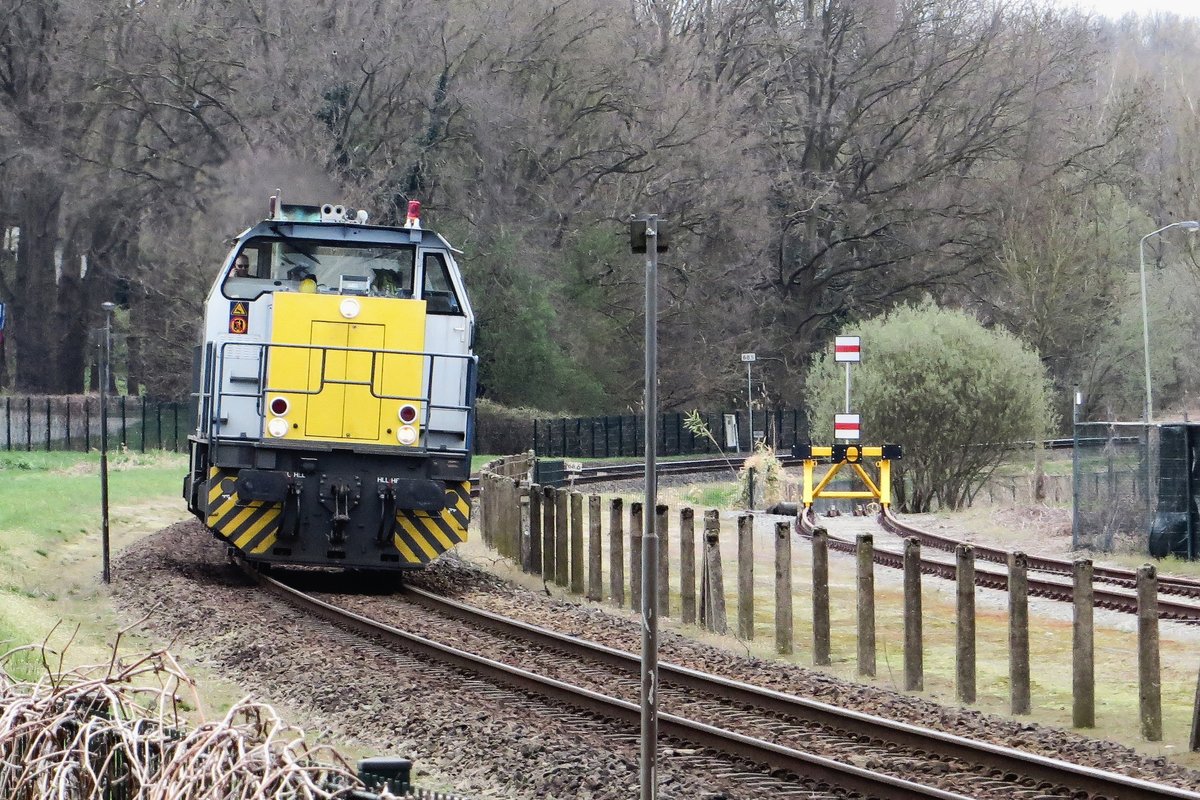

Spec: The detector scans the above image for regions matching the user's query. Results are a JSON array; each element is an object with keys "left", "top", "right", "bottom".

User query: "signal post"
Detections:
[{"left": 798, "top": 334, "right": 902, "bottom": 510}]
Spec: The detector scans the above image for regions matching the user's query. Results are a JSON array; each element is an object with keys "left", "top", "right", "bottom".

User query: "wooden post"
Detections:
[
  {"left": 680, "top": 508, "right": 697, "bottom": 625},
  {"left": 1009, "top": 552, "right": 1030, "bottom": 715},
  {"left": 1072, "top": 559, "right": 1095, "bottom": 728},
  {"left": 630, "top": 502, "right": 643, "bottom": 611},
  {"left": 775, "top": 520, "right": 793, "bottom": 655},
  {"left": 737, "top": 514, "right": 754, "bottom": 640},
  {"left": 497, "top": 478, "right": 511, "bottom": 559},
  {"left": 542, "top": 486, "right": 556, "bottom": 584},
  {"left": 527, "top": 484, "right": 542, "bottom": 574},
  {"left": 555, "top": 488, "right": 569, "bottom": 587},
  {"left": 504, "top": 479, "right": 519, "bottom": 560},
  {"left": 570, "top": 492, "right": 585, "bottom": 594},
  {"left": 956, "top": 544, "right": 976, "bottom": 704},
  {"left": 609, "top": 498, "right": 625, "bottom": 607},
  {"left": 1190, "top": 661, "right": 1200, "bottom": 751},
  {"left": 903, "top": 537, "right": 923, "bottom": 692},
  {"left": 856, "top": 533, "right": 876, "bottom": 677},
  {"left": 656, "top": 504, "right": 670, "bottom": 617},
  {"left": 587, "top": 495, "right": 602, "bottom": 601},
  {"left": 1138, "top": 564, "right": 1162, "bottom": 741},
  {"left": 812, "top": 527, "right": 831, "bottom": 666},
  {"left": 479, "top": 474, "right": 491, "bottom": 546},
  {"left": 701, "top": 510, "right": 726, "bottom": 633}
]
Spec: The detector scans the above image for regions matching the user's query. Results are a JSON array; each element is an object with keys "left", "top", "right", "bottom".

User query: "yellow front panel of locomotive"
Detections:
[{"left": 266, "top": 293, "right": 427, "bottom": 445}]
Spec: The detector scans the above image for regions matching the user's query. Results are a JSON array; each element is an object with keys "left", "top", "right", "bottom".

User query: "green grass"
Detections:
[
  {"left": 0, "top": 449, "right": 188, "bottom": 680},
  {"left": 682, "top": 483, "right": 741, "bottom": 508}
]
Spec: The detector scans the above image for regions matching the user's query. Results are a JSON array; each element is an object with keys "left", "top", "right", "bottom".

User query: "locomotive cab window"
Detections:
[
  {"left": 222, "top": 239, "right": 416, "bottom": 301},
  {"left": 421, "top": 253, "right": 462, "bottom": 315}
]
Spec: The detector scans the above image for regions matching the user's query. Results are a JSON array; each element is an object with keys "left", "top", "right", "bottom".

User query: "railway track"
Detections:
[
  {"left": 880, "top": 507, "right": 1200, "bottom": 599},
  {"left": 248, "top": 565, "right": 1200, "bottom": 800},
  {"left": 795, "top": 507, "right": 1200, "bottom": 623},
  {"left": 564, "top": 453, "right": 1200, "bottom": 621}
]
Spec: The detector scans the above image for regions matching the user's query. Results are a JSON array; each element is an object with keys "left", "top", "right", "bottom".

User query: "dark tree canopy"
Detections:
[{"left": 0, "top": 0, "right": 1195, "bottom": 426}]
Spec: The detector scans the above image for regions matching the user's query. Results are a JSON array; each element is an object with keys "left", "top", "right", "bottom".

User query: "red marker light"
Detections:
[
  {"left": 270, "top": 397, "right": 289, "bottom": 416},
  {"left": 399, "top": 404, "right": 417, "bottom": 423},
  {"left": 405, "top": 200, "right": 421, "bottom": 228}
]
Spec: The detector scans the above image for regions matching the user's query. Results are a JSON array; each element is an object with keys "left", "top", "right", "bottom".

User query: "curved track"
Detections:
[
  {"left": 563, "top": 453, "right": 1200, "bottom": 622},
  {"left": 247, "top": 565, "right": 1200, "bottom": 800},
  {"left": 787, "top": 506, "right": 1200, "bottom": 622}
]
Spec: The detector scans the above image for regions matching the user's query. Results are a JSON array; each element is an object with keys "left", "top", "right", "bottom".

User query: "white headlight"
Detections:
[
  {"left": 267, "top": 417, "right": 289, "bottom": 438},
  {"left": 397, "top": 425, "right": 418, "bottom": 445},
  {"left": 339, "top": 298, "right": 360, "bottom": 319}
]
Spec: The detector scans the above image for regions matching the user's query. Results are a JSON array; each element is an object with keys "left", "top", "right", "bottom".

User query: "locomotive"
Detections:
[{"left": 183, "top": 195, "right": 476, "bottom": 570}]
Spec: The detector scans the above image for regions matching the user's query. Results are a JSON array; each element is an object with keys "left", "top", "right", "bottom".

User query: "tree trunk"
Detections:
[{"left": 12, "top": 179, "right": 63, "bottom": 393}]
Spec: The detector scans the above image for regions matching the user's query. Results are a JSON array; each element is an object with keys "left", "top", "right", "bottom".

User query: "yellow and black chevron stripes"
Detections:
[
  {"left": 203, "top": 469, "right": 469, "bottom": 566},
  {"left": 205, "top": 467, "right": 282, "bottom": 555},
  {"left": 392, "top": 481, "right": 471, "bottom": 564}
]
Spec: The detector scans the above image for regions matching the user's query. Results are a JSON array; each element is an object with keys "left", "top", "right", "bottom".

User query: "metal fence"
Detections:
[
  {"left": 0, "top": 395, "right": 189, "bottom": 453},
  {"left": 534, "top": 409, "right": 805, "bottom": 458},
  {"left": 1071, "top": 422, "right": 1159, "bottom": 555}
]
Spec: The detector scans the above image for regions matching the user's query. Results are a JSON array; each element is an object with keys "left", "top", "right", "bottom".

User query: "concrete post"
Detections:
[
  {"left": 630, "top": 502, "right": 643, "bottom": 611},
  {"left": 542, "top": 486, "right": 557, "bottom": 584},
  {"left": 1072, "top": 559, "right": 1095, "bottom": 728},
  {"left": 527, "top": 484, "right": 542, "bottom": 575},
  {"left": 955, "top": 544, "right": 976, "bottom": 704},
  {"left": 587, "top": 495, "right": 602, "bottom": 601},
  {"left": 775, "top": 520, "right": 793, "bottom": 655},
  {"left": 1008, "top": 552, "right": 1030, "bottom": 715},
  {"left": 903, "top": 537, "right": 923, "bottom": 692},
  {"left": 680, "top": 508, "right": 696, "bottom": 625},
  {"left": 812, "top": 527, "right": 831, "bottom": 666},
  {"left": 609, "top": 498, "right": 625, "bottom": 607},
  {"left": 856, "top": 533, "right": 876, "bottom": 677},
  {"left": 656, "top": 504, "right": 669, "bottom": 616},
  {"left": 1138, "top": 564, "right": 1162, "bottom": 741},
  {"left": 570, "top": 492, "right": 584, "bottom": 594},
  {"left": 737, "top": 514, "right": 754, "bottom": 640},
  {"left": 555, "top": 488, "right": 569, "bottom": 587}
]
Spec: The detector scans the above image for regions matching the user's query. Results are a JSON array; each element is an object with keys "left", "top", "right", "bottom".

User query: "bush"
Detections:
[{"left": 805, "top": 302, "right": 1054, "bottom": 512}]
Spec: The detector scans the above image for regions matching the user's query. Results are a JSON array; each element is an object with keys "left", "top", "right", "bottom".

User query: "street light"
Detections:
[
  {"left": 1139, "top": 221, "right": 1200, "bottom": 423},
  {"left": 100, "top": 301, "right": 116, "bottom": 584}
]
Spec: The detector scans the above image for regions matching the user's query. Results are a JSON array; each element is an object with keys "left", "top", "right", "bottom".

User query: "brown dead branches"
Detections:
[{"left": 0, "top": 634, "right": 364, "bottom": 799}]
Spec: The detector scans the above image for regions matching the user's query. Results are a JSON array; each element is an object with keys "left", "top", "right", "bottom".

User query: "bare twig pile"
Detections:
[{"left": 0, "top": 630, "right": 365, "bottom": 799}]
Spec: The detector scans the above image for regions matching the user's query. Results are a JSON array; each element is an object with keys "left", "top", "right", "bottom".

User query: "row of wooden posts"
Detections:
[{"left": 477, "top": 466, "right": 1187, "bottom": 746}]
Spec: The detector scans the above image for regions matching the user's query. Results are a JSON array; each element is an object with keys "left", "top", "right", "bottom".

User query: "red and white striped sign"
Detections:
[
  {"left": 834, "top": 335, "right": 861, "bottom": 363},
  {"left": 834, "top": 413, "right": 861, "bottom": 440}
]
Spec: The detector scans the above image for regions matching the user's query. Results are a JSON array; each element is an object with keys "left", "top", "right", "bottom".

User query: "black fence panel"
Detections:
[
  {"left": 534, "top": 408, "right": 805, "bottom": 458},
  {"left": 1, "top": 395, "right": 189, "bottom": 453}
]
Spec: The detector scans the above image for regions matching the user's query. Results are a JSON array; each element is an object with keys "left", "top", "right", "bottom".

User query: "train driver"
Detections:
[{"left": 231, "top": 253, "right": 250, "bottom": 277}]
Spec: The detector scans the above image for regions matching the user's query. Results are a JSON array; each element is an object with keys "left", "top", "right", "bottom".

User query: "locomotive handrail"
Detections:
[{"left": 207, "top": 339, "right": 476, "bottom": 449}]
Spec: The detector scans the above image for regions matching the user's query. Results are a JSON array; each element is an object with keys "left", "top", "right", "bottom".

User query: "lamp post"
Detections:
[
  {"left": 100, "top": 301, "right": 116, "bottom": 584},
  {"left": 629, "top": 213, "right": 666, "bottom": 800},
  {"left": 1139, "top": 221, "right": 1200, "bottom": 424}
]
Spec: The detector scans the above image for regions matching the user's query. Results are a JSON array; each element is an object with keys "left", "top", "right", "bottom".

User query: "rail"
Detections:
[{"left": 246, "top": 566, "right": 1200, "bottom": 800}]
